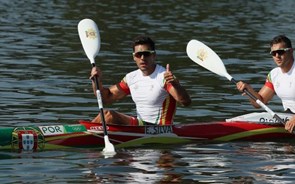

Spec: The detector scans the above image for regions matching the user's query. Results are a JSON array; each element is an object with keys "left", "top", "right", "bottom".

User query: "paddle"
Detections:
[
  {"left": 186, "top": 39, "right": 286, "bottom": 125},
  {"left": 78, "top": 18, "right": 115, "bottom": 154}
]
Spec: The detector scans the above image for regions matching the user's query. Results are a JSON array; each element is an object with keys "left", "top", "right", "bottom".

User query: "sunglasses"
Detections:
[
  {"left": 270, "top": 48, "right": 291, "bottom": 56},
  {"left": 133, "top": 50, "right": 155, "bottom": 58}
]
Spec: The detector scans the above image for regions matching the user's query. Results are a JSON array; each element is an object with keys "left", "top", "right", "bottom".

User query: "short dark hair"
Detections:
[
  {"left": 270, "top": 35, "right": 292, "bottom": 48},
  {"left": 132, "top": 35, "right": 155, "bottom": 51}
]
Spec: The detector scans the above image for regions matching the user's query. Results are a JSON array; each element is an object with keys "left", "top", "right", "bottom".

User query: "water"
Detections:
[{"left": 1, "top": 0, "right": 295, "bottom": 183}]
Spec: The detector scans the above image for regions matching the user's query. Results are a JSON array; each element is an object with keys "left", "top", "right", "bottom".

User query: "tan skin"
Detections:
[
  {"left": 236, "top": 42, "right": 295, "bottom": 132},
  {"left": 89, "top": 44, "right": 191, "bottom": 125}
]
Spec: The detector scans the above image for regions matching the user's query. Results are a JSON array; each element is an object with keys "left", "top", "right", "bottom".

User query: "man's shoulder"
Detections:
[
  {"left": 125, "top": 69, "right": 141, "bottom": 82},
  {"left": 269, "top": 66, "right": 280, "bottom": 75},
  {"left": 127, "top": 68, "right": 141, "bottom": 77},
  {"left": 155, "top": 64, "right": 166, "bottom": 72},
  {"left": 150, "top": 65, "right": 165, "bottom": 77}
]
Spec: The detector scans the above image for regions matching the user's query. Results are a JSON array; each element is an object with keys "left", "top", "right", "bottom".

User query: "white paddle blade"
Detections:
[
  {"left": 78, "top": 19, "right": 100, "bottom": 64},
  {"left": 102, "top": 135, "right": 116, "bottom": 154},
  {"left": 186, "top": 39, "right": 232, "bottom": 81}
]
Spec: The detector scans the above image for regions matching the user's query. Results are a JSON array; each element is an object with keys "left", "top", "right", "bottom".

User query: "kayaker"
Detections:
[
  {"left": 236, "top": 35, "right": 295, "bottom": 132},
  {"left": 89, "top": 35, "right": 191, "bottom": 125}
]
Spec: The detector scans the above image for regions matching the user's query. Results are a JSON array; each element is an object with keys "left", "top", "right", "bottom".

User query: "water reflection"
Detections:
[
  {"left": 79, "top": 142, "right": 295, "bottom": 183},
  {"left": 86, "top": 149, "right": 188, "bottom": 183}
]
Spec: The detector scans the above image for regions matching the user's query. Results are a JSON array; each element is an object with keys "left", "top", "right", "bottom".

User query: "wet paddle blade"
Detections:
[
  {"left": 186, "top": 39, "right": 232, "bottom": 81},
  {"left": 78, "top": 18, "right": 100, "bottom": 65}
]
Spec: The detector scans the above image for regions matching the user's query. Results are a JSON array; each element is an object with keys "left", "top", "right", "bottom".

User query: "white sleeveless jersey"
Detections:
[
  {"left": 120, "top": 64, "right": 176, "bottom": 125},
  {"left": 265, "top": 62, "right": 295, "bottom": 112}
]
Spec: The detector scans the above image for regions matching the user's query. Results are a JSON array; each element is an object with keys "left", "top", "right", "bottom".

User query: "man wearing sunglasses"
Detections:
[
  {"left": 89, "top": 35, "right": 191, "bottom": 125},
  {"left": 236, "top": 35, "right": 295, "bottom": 132}
]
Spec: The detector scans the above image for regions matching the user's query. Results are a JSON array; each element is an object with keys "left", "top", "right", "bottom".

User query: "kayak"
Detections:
[{"left": 0, "top": 112, "right": 294, "bottom": 152}]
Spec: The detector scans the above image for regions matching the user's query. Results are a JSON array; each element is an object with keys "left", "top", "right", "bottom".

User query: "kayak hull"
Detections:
[
  {"left": 81, "top": 120, "right": 293, "bottom": 144},
  {"left": 0, "top": 114, "right": 294, "bottom": 152}
]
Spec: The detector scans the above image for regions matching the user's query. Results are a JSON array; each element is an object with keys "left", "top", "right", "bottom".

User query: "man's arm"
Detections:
[
  {"left": 236, "top": 81, "right": 275, "bottom": 108},
  {"left": 90, "top": 67, "right": 127, "bottom": 105}
]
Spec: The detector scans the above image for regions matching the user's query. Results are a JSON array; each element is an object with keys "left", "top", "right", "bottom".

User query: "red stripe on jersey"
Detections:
[
  {"left": 118, "top": 81, "right": 130, "bottom": 95},
  {"left": 159, "top": 95, "right": 176, "bottom": 125},
  {"left": 265, "top": 78, "right": 274, "bottom": 91}
]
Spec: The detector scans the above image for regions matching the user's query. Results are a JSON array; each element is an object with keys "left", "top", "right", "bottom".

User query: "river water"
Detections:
[{"left": 0, "top": 0, "right": 295, "bottom": 183}]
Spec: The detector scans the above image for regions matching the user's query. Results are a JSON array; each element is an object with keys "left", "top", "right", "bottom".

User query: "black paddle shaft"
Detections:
[
  {"left": 230, "top": 78, "right": 286, "bottom": 125},
  {"left": 92, "top": 63, "right": 108, "bottom": 136}
]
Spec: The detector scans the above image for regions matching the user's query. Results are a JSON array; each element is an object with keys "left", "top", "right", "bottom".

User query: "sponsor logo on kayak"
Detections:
[
  {"left": 259, "top": 116, "right": 290, "bottom": 124},
  {"left": 145, "top": 125, "right": 173, "bottom": 135},
  {"left": 89, "top": 126, "right": 107, "bottom": 131},
  {"left": 39, "top": 125, "right": 65, "bottom": 135}
]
